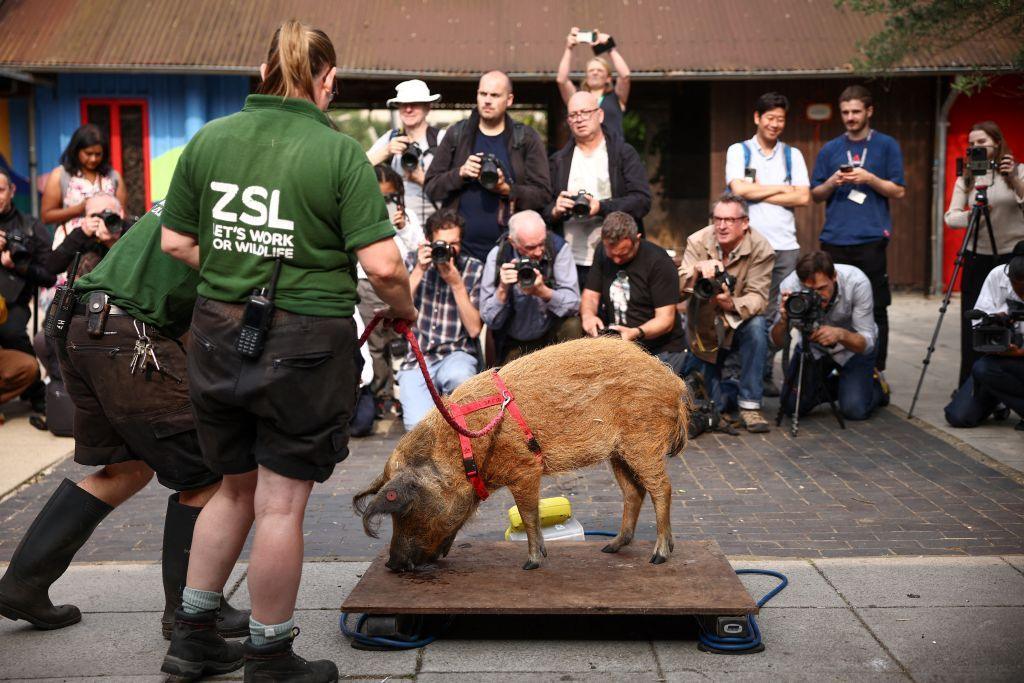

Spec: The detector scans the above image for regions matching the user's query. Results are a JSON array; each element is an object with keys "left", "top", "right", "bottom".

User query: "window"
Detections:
[{"left": 80, "top": 99, "right": 151, "bottom": 217}]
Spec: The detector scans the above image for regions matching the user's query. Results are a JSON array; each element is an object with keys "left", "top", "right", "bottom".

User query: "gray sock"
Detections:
[
  {"left": 250, "top": 616, "right": 295, "bottom": 646},
  {"left": 181, "top": 587, "right": 221, "bottom": 615}
]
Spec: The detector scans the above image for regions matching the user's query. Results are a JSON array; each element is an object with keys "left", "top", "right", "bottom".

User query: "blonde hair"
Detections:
[
  {"left": 257, "top": 19, "right": 336, "bottom": 101},
  {"left": 579, "top": 57, "right": 614, "bottom": 95}
]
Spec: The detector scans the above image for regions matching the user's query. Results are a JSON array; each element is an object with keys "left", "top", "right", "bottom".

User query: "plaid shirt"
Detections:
[{"left": 401, "top": 251, "right": 484, "bottom": 370}]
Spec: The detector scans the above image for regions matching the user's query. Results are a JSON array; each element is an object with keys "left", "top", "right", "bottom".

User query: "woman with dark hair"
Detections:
[
  {"left": 40, "top": 124, "right": 127, "bottom": 248},
  {"left": 945, "top": 120, "right": 1024, "bottom": 384},
  {"left": 159, "top": 19, "right": 416, "bottom": 680},
  {"left": 556, "top": 26, "right": 631, "bottom": 136}
]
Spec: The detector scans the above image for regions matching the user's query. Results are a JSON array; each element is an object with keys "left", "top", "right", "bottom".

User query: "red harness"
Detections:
[{"left": 446, "top": 370, "right": 544, "bottom": 501}]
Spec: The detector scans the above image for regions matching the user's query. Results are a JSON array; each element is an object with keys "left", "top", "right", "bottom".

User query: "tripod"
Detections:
[
  {"left": 775, "top": 328, "right": 847, "bottom": 436},
  {"left": 908, "top": 186, "right": 996, "bottom": 419}
]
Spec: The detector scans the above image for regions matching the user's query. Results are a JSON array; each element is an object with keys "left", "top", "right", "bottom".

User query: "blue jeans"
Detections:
[
  {"left": 945, "top": 356, "right": 1024, "bottom": 427},
  {"left": 683, "top": 316, "right": 767, "bottom": 411},
  {"left": 780, "top": 347, "right": 881, "bottom": 420},
  {"left": 397, "top": 351, "right": 478, "bottom": 431}
]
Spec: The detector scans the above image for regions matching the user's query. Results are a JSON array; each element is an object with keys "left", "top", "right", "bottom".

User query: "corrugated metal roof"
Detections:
[{"left": 0, "top": 0, "right": 1018, "bottom": 78}]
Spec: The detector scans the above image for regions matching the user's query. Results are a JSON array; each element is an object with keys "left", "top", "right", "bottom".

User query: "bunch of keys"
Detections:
[{"left": 129, "top": 321, "right": 182, "bottom": 383}]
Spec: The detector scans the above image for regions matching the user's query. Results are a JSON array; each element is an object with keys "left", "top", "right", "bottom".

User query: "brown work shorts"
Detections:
[
  {"left": 187, "top": 296, "right": 357, "bottom": 483},
  {"left": 56, "top": 313, "right": 220, "bottom": 492}
]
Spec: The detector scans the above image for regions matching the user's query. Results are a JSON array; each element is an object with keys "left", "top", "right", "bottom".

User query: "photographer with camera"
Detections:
[
  {"left": 725, "top": 92, "right": 811, "bottom": 396},
  {"left": 44, "top": 193, "right": 127, "bottom": 277},
  {"left": 480, "top": 210, "right": 581, "bottom": 362},
  {"left": 581, "top": 212, "right": 686, "bottom": 371},
  {"left": 424, "top": 71, "right": 552, "bottom": 261},
  {"left": 547, "top": 91, "right": 651, "bottom": 288},
  {"left": 811, "top": 85, "right": 905, "bottom": 372},
  {"left": 366, "top": 80, "right": 445, "bottom": 223},
  {"left": 556, "top": 26, "right": 632, "bottom": 136},
  {"left": 679, "top": 194, "right": 776, "bottom": 433},
  {"left": 944, "top": 121, "right": 1024, "bottom": 386},
  {"left": 770, "top": 251, "right": 884, "bottom": 421},
  {"left": 945, "top": 241, "right": 1024, "bottom": 430},
  {"left": 398, "top": 209, "right": 484, "bottom": 429}
]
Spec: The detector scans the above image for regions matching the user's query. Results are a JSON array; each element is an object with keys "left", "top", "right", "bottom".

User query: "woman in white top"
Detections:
[{"left": 945, "top": 120, "right": 1024, "bottom": 383}]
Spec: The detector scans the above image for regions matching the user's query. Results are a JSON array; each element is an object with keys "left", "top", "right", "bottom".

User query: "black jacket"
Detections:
[
  {"left": 545, "top": 127, "right": 651, "bottom": 231},
  {"left": 0, "top": 208, "right": 56, "bottom": 306},
  {"left": 424, "top": 111, "right": 552, "bottom": 215}
]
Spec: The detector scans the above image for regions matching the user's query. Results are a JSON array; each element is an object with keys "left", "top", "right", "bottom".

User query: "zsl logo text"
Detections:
[{"left": 209, "top": 182, "right": 295, "bottom": 258}]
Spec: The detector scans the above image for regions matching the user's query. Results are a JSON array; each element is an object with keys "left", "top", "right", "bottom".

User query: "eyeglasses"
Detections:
[
  {"left": 567, "top": 108, "right": 599, "bottom": 122},
  {"left": 384, "top": 193, "right": 403, "bottom": 205},
  {"left": 711, "top": 215, "right": 747, "bottom": 227}
]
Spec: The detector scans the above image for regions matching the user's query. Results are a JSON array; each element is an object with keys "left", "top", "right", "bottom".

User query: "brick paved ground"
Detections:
[{"left": 2, "top": 407, "right": 1023, "bottom": 562}]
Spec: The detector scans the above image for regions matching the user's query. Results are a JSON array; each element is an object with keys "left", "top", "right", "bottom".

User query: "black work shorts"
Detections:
[
  {"left": 56, "top": 313, "right": 221, "bottom": 492},
  {"left": 187, "top": 296, "right": 357, "bottom": 483}
]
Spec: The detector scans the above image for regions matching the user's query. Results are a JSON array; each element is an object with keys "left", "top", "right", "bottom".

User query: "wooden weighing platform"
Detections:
[{"left": 342, "top": 540, "right": 757, "bottom": 617}]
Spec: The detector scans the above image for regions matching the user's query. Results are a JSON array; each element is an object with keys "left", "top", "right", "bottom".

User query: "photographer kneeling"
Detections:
[
  {"left": 945, "top": 241, "right": 1024, "bottom": 429},
  {"left": 480, "top": 210, "right": 581, "bottom": 363},
  {"left": 771, "top": 251, "right": 884, "bottom": 421}
]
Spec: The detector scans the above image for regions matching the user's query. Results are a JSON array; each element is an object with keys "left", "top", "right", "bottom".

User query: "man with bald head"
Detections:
[
  {"left": 425, "top": 71, "right": 551, "bottom": 261},
  {"left": 46, "top": 193, "right": 127, "bottom": 276},
  {"left": 480, "top": 209, "right": 581, "bottom": 362},
  {"left": 547, "top": 90, "right": 650, "bottom": 288}
]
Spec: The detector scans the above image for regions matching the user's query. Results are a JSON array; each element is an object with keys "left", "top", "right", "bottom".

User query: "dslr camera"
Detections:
[
  {"left": 962, "top": 145, "right": 997, "bottom": 177},
  {"left": 693, "top": 267, "right": 737, "bottom": 301},
  {"left": 93, "top": 210, "right": 133, "bottom": 237},
  {"left": 571, "top": 190, "right": 592, "bottom": 218},
  {"left": 2, "top": 226, "right": 31, "bottom": 267},
  {"left": 430, "top": 240, "right": 454, "bottom": 265},
  {"left": 477, "top": 153, "right": 501, "bottom": 191},
  {"left": 784, "top": 290, "right": 825, "bottom": 332},
  {"left": 509, "top": 257, "right": 540, "bottom": 287},
  {"left": 400, "top": 142, "right": 422, "bottom": 172},
  {"left": 968, "top": 301, "right": 1024, "bottom": 353}
]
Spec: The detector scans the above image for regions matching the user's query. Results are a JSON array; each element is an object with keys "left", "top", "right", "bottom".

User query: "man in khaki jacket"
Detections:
[{"left": 679, "top": 194, "right": 776, "bottom": 432}]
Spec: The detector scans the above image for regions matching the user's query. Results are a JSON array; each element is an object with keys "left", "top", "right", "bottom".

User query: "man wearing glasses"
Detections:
[
  {"left": 679, "top": 194, "right": 776, "bottom": 433},
  {"left": 546, "top": 91, "right": 651, "bottom": 288}
]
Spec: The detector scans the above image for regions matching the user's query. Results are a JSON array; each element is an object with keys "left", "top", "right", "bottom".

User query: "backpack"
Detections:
[
  {"left": 743, "top": 141, "right": 792, "bottom": 184},
  {"left": 444, "top": 118, "right": 528, "bottom": 152}
]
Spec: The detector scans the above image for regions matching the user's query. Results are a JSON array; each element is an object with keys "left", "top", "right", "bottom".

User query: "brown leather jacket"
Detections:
[{"left": 678, "top": 225, "right": 776, "bottom": 361}]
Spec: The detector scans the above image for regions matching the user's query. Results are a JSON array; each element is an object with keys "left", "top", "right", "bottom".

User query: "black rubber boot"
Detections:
[
  {"left": 160, "top": 493, "right": 250, "bottom": 639},
  {"left": 0, "top": 478, "right": 113, "bottom": 629},
  {"left": 161, "top": 607, "right": 245, "bottom": 679},
  {"left": 244, "top": 629, "right": 339, "bottom": 682}
]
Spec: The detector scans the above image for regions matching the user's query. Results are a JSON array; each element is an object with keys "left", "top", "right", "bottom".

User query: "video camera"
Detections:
[
  {"left": 784, "top": 290, "right": 825, "bottom": 333},
  {"left": 509, "top": 257, "right": 540, "bottom": 287},
  {"left": 693, "top": 267, "right": 736, "bottom": 301},
  {"left": 430, "top": 240, "right": 453, "bottom": 265},
  {"left": 571, "top": 190, "right": 592, "bottom": 218},
  {"left": 478, "top": 153, "right": 501, "bottom": 191},
  {"left": 968, "top": 300, "right": 1024, "bottom": 353},
  {"left": 2, "top": 226, "right": 31, "bottom": 266}
]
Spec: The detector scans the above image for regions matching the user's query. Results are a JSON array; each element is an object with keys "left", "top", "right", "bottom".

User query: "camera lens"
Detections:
[
  {"left": 479, "top": 155, "right": 500, "bottom": 190},
  {"left": 517, "top": 265, "right": 536, "bottom": 287},
  {"left": 430, "top": 240, "right": 451, "bottom": 264},
  {"left": 401, "top": 143, "right": 422, "bottom": 172},
  {"left": 571, "top": 191, "right": 591, "bottom": 218}
]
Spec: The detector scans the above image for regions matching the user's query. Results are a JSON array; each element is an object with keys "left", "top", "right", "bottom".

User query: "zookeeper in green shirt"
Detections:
[
  {"left": 0, "top": 203, "right": 249, "bottom": 641},
  {"left": 159, "top": 20, "right": 417, "bottom": 682}
]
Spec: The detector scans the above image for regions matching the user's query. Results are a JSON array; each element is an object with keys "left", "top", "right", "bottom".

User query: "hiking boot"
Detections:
[
  {"left": 161, "top": 608, "right": 244, "bottom": 679},
  {"left": 739, "top": 409, "right": 771, "bottom": 434},
  {"left": 244, "top": 629, "right": 339, "bottom": 682},
  {"left": 0, "top": 479, "right": 112, "bottom": 629},
  {"left": 160, "top": 494, "right": 250, "bottom": 640}
]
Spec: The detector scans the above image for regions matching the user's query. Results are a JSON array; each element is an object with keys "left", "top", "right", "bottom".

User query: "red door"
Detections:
[{"left": 81, "top": 99, "right": 152, "bottom": 217}]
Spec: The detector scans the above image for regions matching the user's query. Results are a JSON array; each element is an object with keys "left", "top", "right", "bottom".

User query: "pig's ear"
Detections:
[
  {"left": 353, "top": 470, "right": 391, "bottom": 515},
  {"left": 361, "top": 472, "right": 419, "bottom": 538}
]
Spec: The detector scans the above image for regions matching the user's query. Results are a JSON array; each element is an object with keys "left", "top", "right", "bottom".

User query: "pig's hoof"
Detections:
[
  {"left": 522, "top": 560, "right": 541, "bottom": 570},
  {"left": 601, "top": 543, "right": 620, "bottom": 554},
  {"left": 649, "top": 553, "right": 668, "bottom": 565}
]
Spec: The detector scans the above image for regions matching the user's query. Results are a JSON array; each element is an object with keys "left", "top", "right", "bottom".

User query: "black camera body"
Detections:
[
  {"left": 93, "top": 209, "right": 128, "bottom": 236},
  {"left": 510, "top": 257, "right": 540, "bottom": 287},
  {"left": 478, "top": 153, "right": 501, "bottom": 190},
  {"left": 400, "top": 142, "right": 422, "bottom": 172},
  {"left": 693, "top": 268, "right": 737, "bottom": 301},
  {"left": 961, "top": 145, "right": 997, "bottom": 177},
  {"left": 571, "top": 190, "right": 592, "bottom": 218},
  {"left": 968, "top": 301, "right": 1024, "bottom": 353},
  {"left": 785, "top": 290, "right": 825, "bottom": 332},
  {"left": 430, "top": 240, "right": 453, "bottom": 265},
  {"left": 3, "top": 226, "right": 31, "bottom": 266}
]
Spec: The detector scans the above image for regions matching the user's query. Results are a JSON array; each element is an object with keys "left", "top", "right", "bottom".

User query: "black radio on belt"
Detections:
[
  {"left": 235, "top": 257, "right": 283, "bottom": 359},
  {"left": 43, "top": 252, "right": 83, "bottom": 340}
]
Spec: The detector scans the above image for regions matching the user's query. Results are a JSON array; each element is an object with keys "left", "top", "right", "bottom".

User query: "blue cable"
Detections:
[
  {"left": 584, "top": 530, "right": 617, "bottom": 537},
  {"left": 339, "top": 612, "right": 439, "bottom": 650},
  {"left": 696, "top": 569, "right": 788, "bottom": 653}
]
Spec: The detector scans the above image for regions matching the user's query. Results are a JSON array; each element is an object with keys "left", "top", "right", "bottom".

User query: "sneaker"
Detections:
[
  {"left": 874, "top": 368, "right": 891, "bottom": 407},
  {"left": 739, "top": 409, "right": 771, "bottom": 434},
  {"left": 762, "top": 378, "right": 781, "bottom": 398}
]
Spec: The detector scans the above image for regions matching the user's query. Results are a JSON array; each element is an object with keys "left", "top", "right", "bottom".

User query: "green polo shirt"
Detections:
[
  {"left": 161, "top": 95, "right": 395, "bottom": 317},
  {"left": 75, "top": 202, "right": 199, "bottom": 338}
]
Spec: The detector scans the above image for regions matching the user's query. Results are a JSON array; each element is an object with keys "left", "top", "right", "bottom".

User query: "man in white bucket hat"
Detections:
[{"left": 368, "top": 79, "right": 445, "bottom": 222}]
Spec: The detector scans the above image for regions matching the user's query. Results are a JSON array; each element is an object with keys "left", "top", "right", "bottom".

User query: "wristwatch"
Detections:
[{"left": 635, "top": 326, "right": 646, "bottom": 340}]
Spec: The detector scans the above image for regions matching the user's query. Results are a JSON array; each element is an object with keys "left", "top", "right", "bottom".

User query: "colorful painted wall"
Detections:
[{"left": 0, "top": 73, "right": 249, "bottom": 214}]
